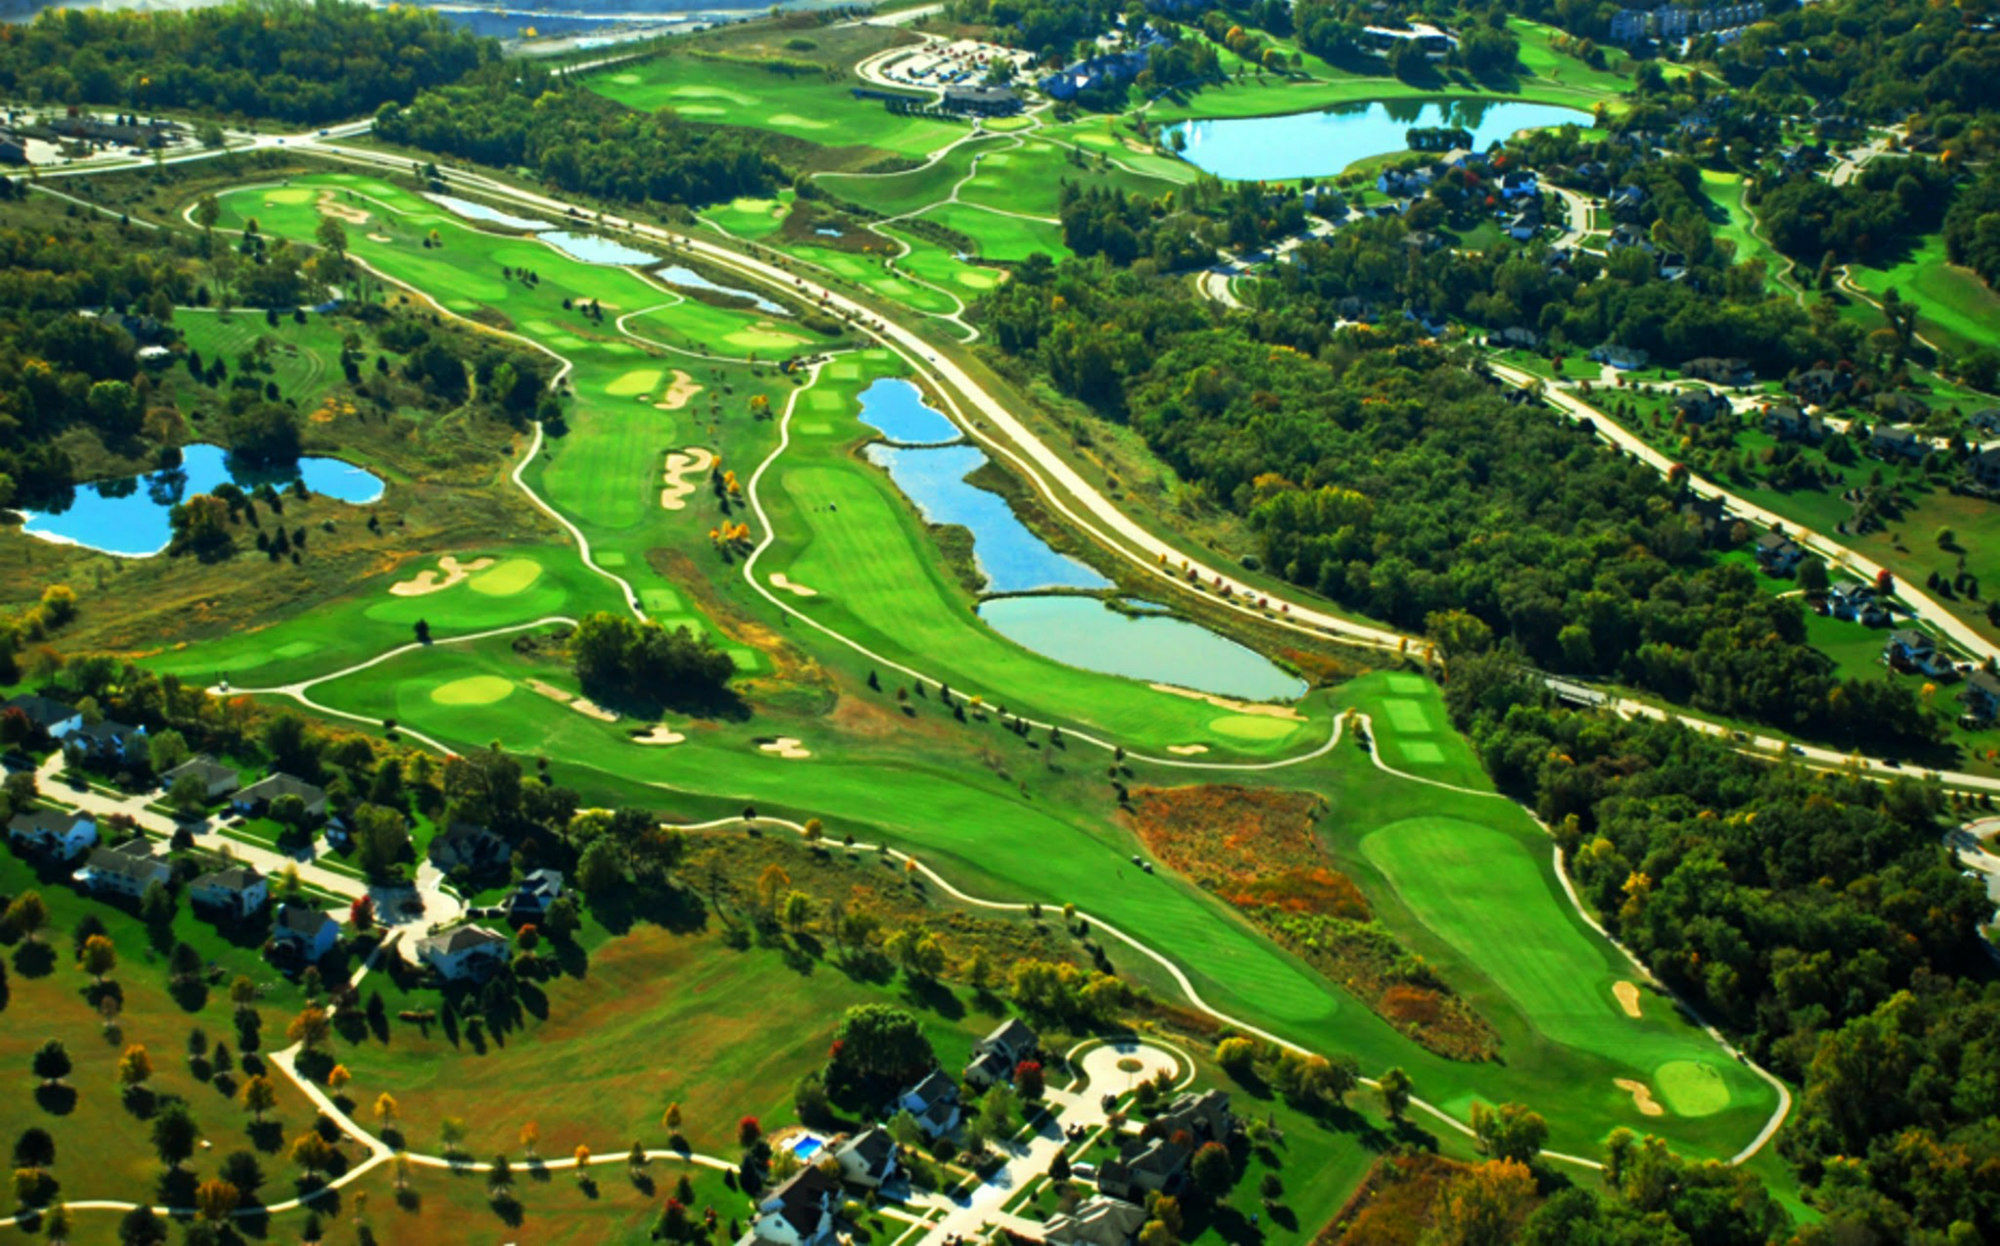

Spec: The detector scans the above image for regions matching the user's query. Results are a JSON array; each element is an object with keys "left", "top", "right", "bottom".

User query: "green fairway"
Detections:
[
  {"left": 1847, "top": 232, "right": 2000, "bottom": 362},
  {"left": 173, "top": 310, "right": 349, "bottom": 409}
]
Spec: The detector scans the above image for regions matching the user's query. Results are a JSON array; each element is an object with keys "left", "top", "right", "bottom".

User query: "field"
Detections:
[{"left": 1846, "top": 232, "right": 2000, "bottom": 362}]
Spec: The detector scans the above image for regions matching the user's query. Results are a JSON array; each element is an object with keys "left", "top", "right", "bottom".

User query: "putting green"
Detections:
[
  {"left": 956, "top": 270, "right": 1000, "bottom": 290},
  {"left": 768, "top": 112, "right": 831, "bottom": 130},
  {"left": 1399, "top": 741, "right": 1446, "bottom": 765},
  {"left": 828, "top": 361, "right": 861, "bottom": 379},
  {"left": 1382, "top": 698, "right": 1432, "bottom": 733},
  {"left": 1208, "top": 715, "right": 1300, "bottom": 741},
  {"left": 641, "top": 588, "right": 683, "bottom": 612},
  {"left": 726, "top": 326, "right": 809, "bottom": 350},
  {"left": 469, "top": 558, "right": 544, "bottom": 596},
  {"left": 1384, "top": 673, "right": 1429, "bottom": 694},
  {"left": 273, "top": 641, "right": 319, "bottom": 659},
  {"left": 431, "top": 675, "right": 515, "bottom": 706},
  {"left": 606, "top": 368, "right": 664, "bottom": 397},
  {"left": 1656, "top": 1061, "right": 1732, "bottom": 1117},
  {"left": 264, "top": 187, "right": 313, "bottom": 205}
]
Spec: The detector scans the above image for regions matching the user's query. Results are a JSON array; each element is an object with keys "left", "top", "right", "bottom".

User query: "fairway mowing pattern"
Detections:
[
  {"left": 431, "top": 675, "right": 515, "bottom": 706},
  {"left": 1382, "top": 698, "right": 1432, "bottom": 733},
  {"left": 1208, "top": 715, "right": 1298, "bottom": 741},
  {"left": 469, "top": 558, "right": 543, "bottom": 596},
  {"left": 1656, "top": 1060, "right": 1732, "bottom": 1117}
]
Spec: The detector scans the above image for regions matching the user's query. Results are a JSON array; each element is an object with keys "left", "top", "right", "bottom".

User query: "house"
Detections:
[
  {"left": 1607, "top": 222, "right": 1654, "bottom": 252},
  {"left": 506, "top": 868, "right": 565, "bottom": 919},
  {"left": 61, "top": 719, "right": 146, "bottom": 766},
  {"left": 0, "top": 132, "right": 26, "bottom": 166},
  {"left": 1610, "top": 184, "right": 1647, "bottom": 216},
  {"left": 1152, "top": 1089, "right": 1240, "bottom": 1144},
  {"left": 233, "top": 773, "right": 328, "bottom": 819},
  {"left": 1044, "top": 1196, "right": 1149, "bottom": 1246},
  {"left": 1870, "top": 424, "right": 1928, "bottom": 463},
  {"left": 832, "top": 1126, "right": 900, "bottom": 1189},
  {"left": 977, "top": 1018, "right": 1039, "bottom": 1067},
  {"left": 1873, "top": 391, "right": 1930, "bottom": 424},
  {"left": 1886, "top": 629, "right": 1957, "bottom": 678},
  {"left": 1375, "top": 167, "right": 1434, "bottom": 198},
  {"left": 7, "top": 809, "right": 98, "bottom": 860},
  {"left": 76, "top": 838, "right": 170, "bottom": 899},
  {"left": 1787, "top": 367, "right": 1852, "bottom": 406},
  {"left": 1969, "top": 446, "right": 2000, "bottom": 489},
  {"left": 161, "top": 755, "right": 241, "bottom": 801},
  {"left": 269, "top": 902, "right": 340, "bottom": 963},
  {"left": 941, "top": 84, "right": 1022, "bottom": 117},
  {"left": 1097, "top": 1136, "right": 1191, "bottom": 1203},
  {"left": 964, "top": 1048, "right": 1014, "bottom": 1089},
  {"left": 743, "top": 1165, "right": 840, "bottom": 1246},
  {"left": 1673, "top": 390, "right": 1732, "bottom": 426},
  {"left": 1829, "top": 583, "right": 1892, "bottom": 627},
  {"left": 1588, "top": 344, "right": 1650, "bottom": 370},
  {"left": 1658, "top": 252, "right": 1689, "bottom": 281},
  {"left": 1969, "top": 407, "right": 2000, "bottom": 438},
  {"left": 1962, "top": 670, "right": 2000, "bottom": 723},
  {"left": 1763, "top": 405, "right": 1825, "bottom": 444},
  {"left": 1683, "top": 357, "right": 1755, "bottom": 387},
  {"left": 414, "top": 925, "right": 510, "bottom": 981},
  {"left": 1498, "top": 169, "right": 1538, "bottom": 200},
  {"left": 2, "top": 694, "right": 82, "bottom": 740},
  {"left": 428, "top": 821, "right": 508, "bottom": 872},
  {"left": 190, "top": 865, "right": 268, "bottom": 919},
  {"left": 1506, "top": 212, "right": 1537, "bottom": 241},
  {"left": 897, "top": 1071, "right": 962, "bottom": 1138},
  {"left": 1754, "top": 532, "right": 1806, "bottom": 575},
  {"left": 1489, "top": 326, "right": 1540, "bottom": 350},
  {"left": 1682, "top": 495, "right": 1730, "bottom": 543}
]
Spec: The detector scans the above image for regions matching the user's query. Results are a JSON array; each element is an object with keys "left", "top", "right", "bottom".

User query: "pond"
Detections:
[
  {"left": 1167, "top": 97, "right": 1591, "bottom": 180},
  {"left": 864, "top": 443, "right": 1110, "bottom": 595},
  {"left": 855, "top": 378, "right": 961, "bottom": 445},
  {"left": 980, "top": 595, "right": 1306, "bottom": 703},
  {"left": 18, "top": 444, "right": 384, "bottom": 558},
  {"left": 538, "top": 231, "right": 661, "bottom": 267},
  {"left": 428, "top": 194, "right": 554, "bottom": 231},
  {"left": 656, "top": 264, "right": 790, "bottom": 316}
]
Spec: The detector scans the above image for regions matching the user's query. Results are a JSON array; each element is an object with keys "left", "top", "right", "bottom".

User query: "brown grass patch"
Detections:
[{"left": 1318, "top": 1153, "right": 1467, "bottom": 1246}]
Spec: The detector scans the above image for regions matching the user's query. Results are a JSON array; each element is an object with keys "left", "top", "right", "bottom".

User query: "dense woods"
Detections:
[
  {"left": 376, "top": 68, "right": 783, "bottom": 210},
  {"left": 1446, "top": 656, "right": 1998, "bottom": 1241},
  {"left": 975, "top": 258, "right": 1937, "bottom": 747},
  {"left": 0, "top": 0, "right": 489, "bottom": 125},
  {"left": 1944, "top": 165, "right": 2000, "bottom": 292}
]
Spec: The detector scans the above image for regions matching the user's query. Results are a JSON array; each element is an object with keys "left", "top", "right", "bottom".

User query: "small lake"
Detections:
[
  {"left": 538, "top": 231, "right": 661, "bottom": 267},
  {"left": 981, "top": 595, "right": 1306, "bottom": 702},
  {"left": 1168, "top": 98, "right": 1590, "bottom": 180},
  {"left": 19, "top": 444, "right": 384, "bottom": 558},
  {"left": 429, "top": 194, "right": 554, "bottom": 231},
  {"left": 856, "top": 378, "right": 961, "bottom": 445},
  {"left": 656, "top": 264, "right": 789, "bottom": 316},
  {"left": 865, "top": 443, "right": 1109, "bottom": 594}
]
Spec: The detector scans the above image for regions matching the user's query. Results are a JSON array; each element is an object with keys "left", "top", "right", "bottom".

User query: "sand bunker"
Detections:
[
  {"left": 389, "top": 555, "right": 495, "bottom": 597},
  {"left": 1149, "top": 684, "right": 1304, "bottom": 721},
  {"left": 526, "top": 678, "right": 618, "bottom": 722},
  {"left": 1616, "top": 1078, "right": 1665, "bottom": 1117},
  {"left": 656, "top": 370, "right": 703, "bottom": 411},
  {"left": 768, "top": 572, "right": 818, "bottom": 598},
  {"left": 1167, "top": 744, "right": 1210, "bottom": 755},
  {"left": 661, "top": 447, "right": 717, "bottom": 511},
  {"left": 1613, "top": 981, "right": 1643, "bottom": 1018},
  {"left": 632, "top": 724, "right": 685, "bottom": 746},
  {"left": 366, "top": 233, "right": 392, "bottom": 243},
  {"left": 758, "top": 736, "right": 812, "bottom": 759},
  {"left": 316, "top": 192, "right": 370, "bottom": 226}
]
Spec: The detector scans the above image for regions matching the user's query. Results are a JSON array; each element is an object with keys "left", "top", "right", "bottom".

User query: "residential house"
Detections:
[
  {"left": 414, "top": 925, "right": 510, "bottom": 981},
  {"left": 941, "top": 84, "right": 1022, "bottom": 117},
  {"left": 269, "top": 903, "right": 340, "bottom": 963},
  {"left": 1829, "top": 583, "right": 1892, "bottom": 627},
  {"left": 1498, "top": 169, "right": 1538, "bottom": 200},
  {"left": 1763, "top": 405, "right": 1825, "bottom": 443},
  {"left": 1043, "top": 1196, "right": 1149, "bottom": 1246},
  {"left": 1375, "top": 166, "right": 1434, "bottom": 198},
  {"left": 1097, "top": 1136, "right": 1191, "bottom": 1204},
  {"left": 1886, "top": 629, "right": 1958, "bottom": 678},
  {"left": 1506, "top": 212, "right": 1537, "bottom": 241},
  {"left": 2, "top": 694, "right": 82, "bottom": 740},
  {"left": 1969, "top": 407, "right": 2000, "bottom": 438},
  {"left": 233, "top": 773, "right": 328, "bottom": 819},
  {"left": 1607, "top": 222, "right": 1654, "bottom": 252},
  {"left": 897, "top": 1071, "right": 962, "bottom": 1138},
  {"left": 1489, "top": 326, "right": 1540, "bottom": 350},
  {"left": 1870, "top": 424, "right": 1927, "bottom": 463},
  {"left": 1682, "top": 495, "right": 1730, "bottom": 544},
  {"left": 190, "top": 865, "right": 268, "bottom": 919},
  {"left": 428, "top": 821, "right": 508, "bottom": 872},
  {"left": 6, "top": 809, "right": 97, "bottom": 860},
  {"left": 0, "top": 132, "right": 26, "bottom": 166},
  {"left": 506, "top": 868, "right": 565, "bottom": 919},
  {"left": 1360, "top": 23, "right": 1456, "bottom": 58},
  {"left": 1152, "top": 1089, "right": 1240, "bottom": 1145},
  {"left": 61, "top": 719, "right": 146, "bottom": 766},
  {"left": 1608, "top": 7, "right": 1652, "bottom": 45},
  {"left": 1969, "top": 446, "right": 2000, "bottom": 489},
  {"left": 964, "top": 1017, "right": 1039, "bottom": 1088},
  {"left": 1673, "top": 390, "right": 1732, "bottom": 426},
  {"left": 832, "top": 1126, "right": 900, "bottom": 1189},
  {"left": 1658, "top": 252, "right": 1689, "bottom": 281},
  {"left": 742, "top": 1165, "right": 840, "bottom": 1246},
  {"left": 1610, "top": 184, "right": 1647, "bottom": 217},
  {"left": 1754, "top": 532, "right": 1806, "bottom": 575},
  {"left": 76, "top": 838, "right": 171, "bottom": 899},
  {"left": 1683, "top": 357, "right": 1755, "bottom": 387},
  {"left": 1962, "top": 670, "right": 2000, "bottom": 723},
  {"left": 1787, "top": 367, "right": 1853, "bottom": 407},
  {"left": 161, "top": 755, "right": 241, "bottom": 801},
  {"left": 1873, "top": 391, "right": 1930, "bottom": 424},
  {"left": 1588, "top": 344, "right": 1650, "bottom": 370},
  {"left": 964, "top": 1048, "right": 1014, "bottom": 1090}
]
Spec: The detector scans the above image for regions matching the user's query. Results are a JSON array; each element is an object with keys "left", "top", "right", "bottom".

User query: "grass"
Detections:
[
  {"left": 173, "top": 311, "right": 351, "bottom": 411},
  {"left": 915, "top": 204, "right": 1066, "bottom": 263},
  {"left": 1846, "top": 232, "right": 2000, "bottom": 363}
]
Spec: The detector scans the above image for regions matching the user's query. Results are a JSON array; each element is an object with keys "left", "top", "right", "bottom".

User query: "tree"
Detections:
[
  {"left": 78, "top": 934, "right": 117, "bottom": 985},
  {"left": 828, "top": 1005, "right": 937, "bottom": 1088},
  {"left": 240, "top": 1075, "right": 278, "bottom": 1121},
  {"left": 1378, "top": 1067, "right": 1412, "bottom": 1121},
  {"left": 118, "top": 1206, "right": 167, "bottom": 1246},
  {"left": 520, "top": 1121, "right": 540, "bottom": 1159},
  {"left": 737, "top": 1116, "right": 761, "bottom": 1149},
  {"left": 1431, "top": 1159, "right": 1537, "bottom": 1246},
  {"left": 374, "top": 1093, "right": 399, "bottom": 1133},
  {"left": 138, "top": 882, "right": 174, "bottom": 929},
  {"left": 1190, "top": 1141, "right": 1234, "bottom": 1201},
  {"left": 290, "top": 1131, "right": 337, "bottom": 1177},
  {"left": 168, "top": 772, "right": 211, "bottom": 814},
  {"left": 32, "top": 1041, "right": 70, "bottom": 1086},
  {"left": 1216, "top": 1036, "right": 1257, "bottom": 1076},
  {"left": 1015, "top": 1060, "right": 1045, "bottom": 1100},
  {"left": 118, "top": 1044, "right": 153, "bottom": 1091},
  {"left": 146, "top": 729, "right": 189, "bottom": 774},
  {"left": 1470, "top": 1102, "right": 1548, "bottom": 1165},
  {"left": 6, "top": 892, "right": 47, "bottom": 944},
  {"left": 151, "top": 1101, "right": 198, "bottom": 1169},
  {"left": 194, "top": 1178, "right": 240, "bottom": 1222},
  {"left": 288, "top": 1005, "right": 332, "bottom": 1051},
  {"left": 13, "top": 1127, "right": 54, "bottom": 1170},
  {"left": 219, "top": 1150, "right": 264, "bottom": 1197}
]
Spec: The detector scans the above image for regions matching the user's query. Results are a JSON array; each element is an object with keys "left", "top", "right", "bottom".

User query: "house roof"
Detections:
[
  {"left": 1045, "top": 1196, "right": 1149, "bottom": 1246},
  {"left": 965, "top": 1049, "right": 1013, "bottom": 1081},
  {"left": 82, "top": 840, "right": 165, "bottom": 882},
  {"left": 1104, "top": 1136, "right": 1190, "bottom": 1185},
  {"left": 193, "top": 865, "right": 264, "bottom": 893},
  {"left": 274, "top": 903, "right": 336, "bottom": 938},
  {"left": 1155, "top": 1088, "right": 1237, "bottom": 1142},
  {"left": 9, "top": 808, "right": 91, "bottom": 837},
  {"left": 906, "top": 1070, "right": 957, "bottom": 1109},
  {"left": 4, "top": 694, "right": 78, "bottom": 728},
  {"left": 981, "top": 1018, "right": 1038, "bottom": 1055},
  {"left": 1889, "top": 629, "right": 1932, "bottom": 652},
  {"left": 164, "top": 756, "right": 239, "bottom": 789},
  {"left": 418, "top": 925, "right": 507, "bottom": 956},
  {"left": 238, "top": 773, "right": 325, "bottom": 805},
  {"left": 1755, "top": 532, "right": 1797, "bottom": 553},
  {"left": 1965, "top": 670, "right": 2000, "bottom": 699},
  {"left": 761, "top": 1165, "right": 839, "bottom": 1238},
  {"left": 69, "top": 718, "right": 139, "bottom": 744},
  {"left": 434, "top": 820, "right": 501, "bottom": 848},
  {"left": 836, "top": 1126, "right": 898, "bottom": 1176}
]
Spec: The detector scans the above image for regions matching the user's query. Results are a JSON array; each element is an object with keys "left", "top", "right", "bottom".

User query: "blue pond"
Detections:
[
  {"left": 538, "top": 231, "right": 661, "bottom": 267},
  {"left": 656, "top": 264, "right": 789, "bottom": 316},
  {"left": 20, "top": 444, "right": 384, "bottom": 558},
  {"left": 980, "top": 595, "right": 1306, "bottom": 702},
  {"left": 429, "top": 194, "right": 554, "bottom": 231},
  {"left": 856, "top": 378, "right": 961, "bottom": 445},
  {"left": 864, "top": 443, "right": 1110, "bottom": 594},
  {"left": 1169, "top": 98, "right": 1590, "bottom": 180}
]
